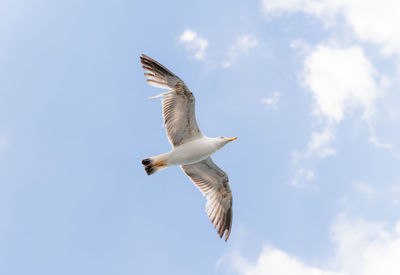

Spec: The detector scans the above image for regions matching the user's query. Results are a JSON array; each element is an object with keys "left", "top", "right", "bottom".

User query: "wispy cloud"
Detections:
[
  {"left": 354, "top": 183, "right": 376, "bottom": 200},
  {"left": 261, "top": 91, "right": 280, "bottom": 110},
  {"left": 291, "top": 44, "right": 379, "bottom": 185},
  {"left": 291, "top": 167, "right": 316, "bottom": 186},
  {"left": 307, "top": 127, "right": 336, "bottom": 158},
  {"left": 368, "top": 124, "right": 393, "bottom": 150},
  {"left": 225, "top": 214, "right": 400, "bottom": 275},
  {"left": 222, "top": 35, "right": 258, "bottom": 68},
  {"left": 263, "top": 0, "right": 400, "bottom": 185},
  {"left": 179, "top": 29, "right": 208, "bottom": 61},
  {"left": 369, "top": 135, "right": 393, "bottom": 150},
  {"left": 262, "top": 0, "right": 400, "bottom": 57}
]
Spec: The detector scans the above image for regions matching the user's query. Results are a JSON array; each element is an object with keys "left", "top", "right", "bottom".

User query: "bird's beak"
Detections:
[{"left": 225, "top": 137, "right": 238, "bottom": 141}]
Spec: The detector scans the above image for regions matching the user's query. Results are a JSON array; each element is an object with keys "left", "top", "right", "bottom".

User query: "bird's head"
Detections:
[
  {"left": 218, "top": 136, "right": 238, "bottom": 146},
  {"left": 221, "top": 136, "right": 238, "bottom": 142}
]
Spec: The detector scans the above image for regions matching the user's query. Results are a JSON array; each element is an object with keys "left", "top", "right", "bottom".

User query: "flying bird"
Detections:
[{"left": 140, "top": 54, "right": 236, "bottom": 241}]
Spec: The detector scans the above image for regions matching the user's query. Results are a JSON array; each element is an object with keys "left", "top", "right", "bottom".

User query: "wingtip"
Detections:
[
  {"left": 224, "top": 230, "right": 231, "bottom": 242},
  {"left": 140, "top": 54, "right": 148, "bottom": 63},
  {"left": 218, "top": 230, "right": 230, "bottom": 242},
  {"left": 140, "top": 54, "right": 152, "bottom": 61}
]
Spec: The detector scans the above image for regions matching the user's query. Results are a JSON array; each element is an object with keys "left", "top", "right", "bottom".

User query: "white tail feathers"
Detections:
[{"left": 141, "top": 154, "right": 169, "bottom": 175}]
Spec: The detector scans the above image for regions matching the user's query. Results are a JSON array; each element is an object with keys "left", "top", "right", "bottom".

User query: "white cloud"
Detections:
[
  {"left": 222, "top": 35, "right": 258, "bottom": 68},
  {"left": 262, "top": 0, "right": 334, "bottom": 20},
  {"left": 264, "top": 0, "right": 400, "bottom": 184},
  {"left": 304, "top": 45, "right": 377, "bottom": 123},
  {"left": 331, "top": 214, "right": 400, "bottom": 275},
  {"left": 231, "top": 246, "right": 346, "bottom": 275},
  {"left": 263, "top": 0, "right": 400, "bottom": 184},
  {"left": 262, "top": 0, "right": 400, "bottom": 56},
  {"left": 261, "top": 91, "right": 280, "bottom": 109},
  {"left": 291, "top": 44, "right": 378, "bottom": 184},
  {"left": 333, "top": 0, "right": 400, "bottom": 56},
  {"left": 179, "top": 29, "right": 208, "bottom": 60},
  {"left": 228, "top": 214, "right": 400, "bottom": 275}
]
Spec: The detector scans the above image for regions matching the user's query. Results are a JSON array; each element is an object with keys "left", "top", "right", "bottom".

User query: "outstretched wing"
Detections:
[
  {"left": 140, "top": 54, "right": 202, "bottom": 147},
  {"left": 181, "top": 157, "right": 233, "bottom": 241}
]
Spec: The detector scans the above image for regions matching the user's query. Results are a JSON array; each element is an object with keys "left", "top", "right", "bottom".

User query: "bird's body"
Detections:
[
  {"left": 149, "top": 136, "right": 233, "bottom": 167},
  {"left": 140, "top": 54, "right": 236, "bottom": 241},
  {"left": 168, "top": 137, "right": 219, "bottom": 165}
]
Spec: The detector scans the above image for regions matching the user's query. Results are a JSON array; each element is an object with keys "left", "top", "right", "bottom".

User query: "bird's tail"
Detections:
[{"left": 142, "top": 155, "right": 168, "bottom": 175}]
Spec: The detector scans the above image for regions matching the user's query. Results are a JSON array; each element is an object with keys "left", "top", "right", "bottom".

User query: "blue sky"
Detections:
[{"left": 1, "top": 0, "right": 400, "bottom": 274}]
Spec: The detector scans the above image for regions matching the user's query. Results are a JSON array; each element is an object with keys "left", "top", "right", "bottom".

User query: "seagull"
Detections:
[{"left": 140, "top": 54, "right": 236, "bottom": 241}]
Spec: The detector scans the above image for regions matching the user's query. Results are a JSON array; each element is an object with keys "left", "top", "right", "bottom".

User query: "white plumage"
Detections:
[{"left": 140, "top": 54, "right": 236, "bottom": 241}]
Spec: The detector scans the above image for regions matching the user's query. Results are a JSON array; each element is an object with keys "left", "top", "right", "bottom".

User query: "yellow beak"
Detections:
[{"left": 225, "top": 137, "right": 238, "bottom": 141}]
